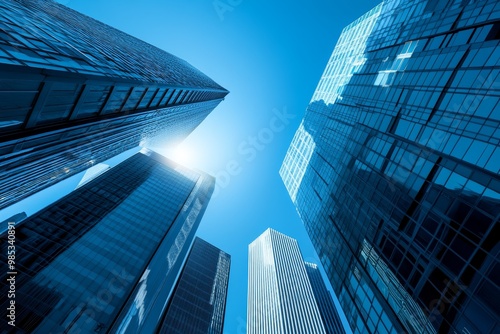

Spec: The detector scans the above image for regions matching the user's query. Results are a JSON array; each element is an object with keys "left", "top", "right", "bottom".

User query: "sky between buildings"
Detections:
[{"left": 1, "top": 0, "right": 379, "bottom": 332}]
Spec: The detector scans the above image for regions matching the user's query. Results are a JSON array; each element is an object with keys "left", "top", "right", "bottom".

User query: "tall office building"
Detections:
[
  {"left": 159, "top": 237, "right": 231, "bottom": 334},
  {"left": 247, "top": 228, "right": 345, "bottom": 334},
  {"left": 305, "top": 262, "right": 346, "bottom": 334},
  {"left": 280, "top": 0, "right": 500, "bottom": 333},
  {"left": 0, "top": 0, "right": 228, "bottom": 210},
  {"left": 0, "top": 150, "right": 215, "bottom": 333}
]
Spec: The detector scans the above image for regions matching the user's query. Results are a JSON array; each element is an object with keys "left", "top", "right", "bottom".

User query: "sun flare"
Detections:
[{"left": 170, "top": 145, "right": 192, "bottom": 166}]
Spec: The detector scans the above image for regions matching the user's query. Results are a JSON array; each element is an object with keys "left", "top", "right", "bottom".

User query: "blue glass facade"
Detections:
[
  {"left": 159, "top": 237, "right": 231, "bottom": 334},
  {"left": 281, "top": 0, "right": 500, "bottom": 333},
  {"left": 0, "top": 0, "right": 228, "bottom": 210},
  {"left": 0, "top": 150, "right": 215, "bottom": 333}
]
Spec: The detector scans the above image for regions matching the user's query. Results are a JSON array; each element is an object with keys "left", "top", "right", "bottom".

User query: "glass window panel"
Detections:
[
  {"left": 449, "top": 29, "right": 473, "bottom": 46},
  {"left": 485, "top": 147, "right": 500, "bottom": 173},
  {"left": 451, "top": 137, "right": 472, "bottom": 159},
  {"left": 427, "top": 35, "right": 445, "bottom": 50},
  {"left": 485, "top": 46, "right": 500, "bottom": 66},
  {"left": 459, "top": 70, "right": 481, "bottom": 88},
  {"left": 463, "top": 140, "right": 487, "bottom": 165},
  {"left": 445, "top": 172, "right": 468, "bottom": 190},
  {"left": 475, "top": 96, "right": 498, "bottom": 118},
  {"left": 470, "top": 46, "right": 496, "bottom": 67},
  {"left": 463, "top": 180, "right": 485, "bottom": 197}
]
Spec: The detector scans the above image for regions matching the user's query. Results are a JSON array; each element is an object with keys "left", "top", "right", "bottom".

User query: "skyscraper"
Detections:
[
  {"left": 158, "top": 237, "right": 231, "bottom": 334},
  {"left": 0, "top": 0, "right": 228, "bottom": 210},
  {"left": 0, "top": 150, "right": 215, "bottom": 333},
  {"left": 305, "top": 262, "right": 346, "bottom": 334},
  {"left": 247, "top": 228, "right": 345, "bottom": 334},
  {"left": 280, "top": 0, "right": 499, "bottom": 333}
]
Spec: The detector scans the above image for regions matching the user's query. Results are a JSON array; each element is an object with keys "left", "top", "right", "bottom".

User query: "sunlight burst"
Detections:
[{"left": 170, "top": 145, "right": 193, "bottom": 166}]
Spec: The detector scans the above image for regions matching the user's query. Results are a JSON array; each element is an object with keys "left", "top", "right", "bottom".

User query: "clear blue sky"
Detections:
[{"left": 1, "top": 0, "right": 379, "bottom": 332}]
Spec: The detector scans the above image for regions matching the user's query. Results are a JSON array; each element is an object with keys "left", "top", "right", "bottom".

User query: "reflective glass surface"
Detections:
[
  {"left": 159, "top": 237, "right": 231, "bottom": 334},
  {"left": 0, "top": 151, "right": 215, "bottom": 333},
  {"left": 0, "top": 0, "right": 228, "bottom": 210},
  {"left": 281, "top": 0, "right": 500, "bottom": 333}
]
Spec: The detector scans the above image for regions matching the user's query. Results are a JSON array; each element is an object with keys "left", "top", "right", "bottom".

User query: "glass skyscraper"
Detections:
[
  {"left": 247, "top": 228, "right": 345, "bottom": 334},
  {"left": 280, "top": 0, "right": 499, "bottom": 333},
  {"left": 159, "top": 237, "right": 231, "bottom": 334},
  {"left": 0, "top": 150, "right": 215, "bottom": 333},
  {"left": 0, "top": 0, "right": 228, "bottom": 210}
]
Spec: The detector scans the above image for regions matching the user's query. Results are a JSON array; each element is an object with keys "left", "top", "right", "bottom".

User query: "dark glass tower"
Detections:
[
  {"left": 0, "top": 150, "right": 215, "bottom": 333},
  {"left": 281, "top": 0, "right": 499, "bottom": 333},
  {"left": 159, "top": 237, "right": 231, "bottom": 334},
  {"left": 0, "top": 0, "right": 228, "bottom": 210},
  {"left": 305, "top": 262, "right": 346, "bottom": 334}
]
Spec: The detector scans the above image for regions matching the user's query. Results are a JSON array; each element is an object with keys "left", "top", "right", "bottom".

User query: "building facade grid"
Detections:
[
  {"left": 0, "top": 151, "right": 215, "bottom": 333},
  {"left": 159, "top": 237, "right": 231, "bottom": 334},
  {"left": 281, "top": 0, "right": 500, "bottom": 333},
  {"left": 248, "top": 229, "right": 346, "bottom": 334},
  {"left": 0, "top": 0, "right": 228, "bottom": 210}
]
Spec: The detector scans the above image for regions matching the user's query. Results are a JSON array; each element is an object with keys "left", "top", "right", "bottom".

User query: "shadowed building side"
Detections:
[
  {"left": 0, "top": 0, "right": 228, "bottom": 210},
  {"left": 0, "top": 150, "right": 216, "bottom": 333},
  {"left": 158, "top": 237, "right": 231, "bottom": 334},
  {"left": 305, "top": 262, "right": 346, "bottom": 334}
]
